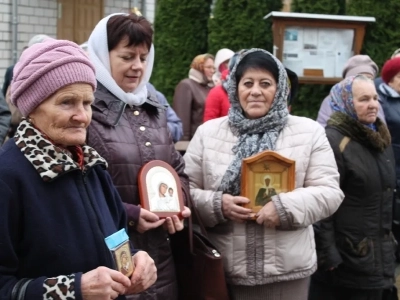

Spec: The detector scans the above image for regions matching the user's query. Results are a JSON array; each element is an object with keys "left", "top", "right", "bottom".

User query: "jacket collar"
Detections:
[
  {"left": 188, "top": 68, "right": 214, "bottom": 88},
  {"left": 92, "top": 82, "right": 164, "bottom": 127},
  {"left": 14, "top": 119, "right": 108, "bottom": 182},
  {"left": 327, "top": 112, "right": 391, "bottom": 152},
  {"left": 379, "top": 82, "right": 400, "bottom": 98}
]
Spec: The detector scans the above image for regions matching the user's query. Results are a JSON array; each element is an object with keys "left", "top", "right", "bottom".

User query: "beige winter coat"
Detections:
[{"left": 183, "top": 115, "right": 344, "bottom": 286}]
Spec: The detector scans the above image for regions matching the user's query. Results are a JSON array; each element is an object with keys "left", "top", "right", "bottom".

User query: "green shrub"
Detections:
[
  {"left": 151, "top": 0, "right": 212, "bottom": 103},
  {"left": 208, "top": 0, "right": 283, "bottom": 55},
  {"left": 347, "top": 0, "right": 400, "bottom": 70}
]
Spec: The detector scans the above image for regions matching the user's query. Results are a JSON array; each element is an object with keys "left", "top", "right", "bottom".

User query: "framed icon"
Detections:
[
  {"left": 138, "top": 160, "right": 184, "bottom": 219},
  {"left": 113, "top": 240, "right": 134, "bottom": 277},
  {"left": 241, "top": 150, "right": 295, "bottom": 217}
]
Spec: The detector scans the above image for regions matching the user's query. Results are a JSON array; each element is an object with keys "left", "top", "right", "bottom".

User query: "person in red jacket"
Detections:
[{"left": 203, "top": 69, "right": 230, "bottom": 122}]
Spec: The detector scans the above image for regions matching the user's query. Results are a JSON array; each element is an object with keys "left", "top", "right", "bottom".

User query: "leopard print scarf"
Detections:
[{"left": 14, "top": 119, "right": 107, "bottom": 182}]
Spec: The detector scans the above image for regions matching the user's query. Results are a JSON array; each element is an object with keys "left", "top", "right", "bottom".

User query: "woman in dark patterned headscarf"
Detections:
[
  {"left": 310, "top": 75, "right": 397, "bottom": 300},
  {"left": 184, "top": 48, "right": 343, "bottom": 300}
]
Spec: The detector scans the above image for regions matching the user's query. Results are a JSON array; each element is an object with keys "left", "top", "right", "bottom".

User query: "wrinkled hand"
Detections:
[
  {"left": 222, "top": 194, "right": 253, "bottom": 223},
  {"left": 137, "top": 208, "right": 165, "bottom": 233},
  {"left": 256, "top": 201, "right": 280, "bottom": 228},
  {"left": 125, "top": 251, "right": 157, "bottom": 294},
  {"left": 81, "top": 266, "right": 131, "bottom": 300},
  {"left": 163, "top": 206, "right": 191, "bottom": 234}
]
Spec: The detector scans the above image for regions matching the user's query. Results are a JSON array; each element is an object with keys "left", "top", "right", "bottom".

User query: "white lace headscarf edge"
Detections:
[{"left": 87, "top": 13, "right": 154, "bottom": 106}]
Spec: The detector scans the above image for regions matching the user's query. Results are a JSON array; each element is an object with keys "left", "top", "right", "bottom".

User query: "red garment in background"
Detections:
[{"left": 203, "top": 85, "right": 230, "bottom": 122}]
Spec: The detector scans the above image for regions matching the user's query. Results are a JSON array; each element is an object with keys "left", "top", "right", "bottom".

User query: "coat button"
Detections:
[
  {"left": 129, "top": 221, "right": 135, "bottom": 226},
  {"left": 133, "top": 111, "right": 140, "bottom": 116},
  {"left": 140, "top": 126, "right": 146, "bottom": 131},
  {"left": 145, "top": 142, "right": 151, "bottom": 147}
]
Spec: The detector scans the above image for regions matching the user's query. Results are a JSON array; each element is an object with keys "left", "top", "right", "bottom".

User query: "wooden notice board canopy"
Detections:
[{"left": 264, "top": 12, "right": 375, "bottom": 84}]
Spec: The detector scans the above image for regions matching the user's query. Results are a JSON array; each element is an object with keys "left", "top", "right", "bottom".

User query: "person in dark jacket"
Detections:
[
  {"left": 146, "top": 83, "right": 183, "bottom": 143},
  {"left": 0, "top": 92, "right": 10, "bottom": 145},
  {"left": 0, "top": 39, "right": 157, "bottom": 300},
  {"left": 377, "top": 56, "right": 400, "bottom": 262},
  {"left": 309, "top": 75, "right": 397, "bottom": 300},
  {"left": 374, "top": 48, "right": 400, "bottom": 91},
  {"left": 86, "top": 13, "right": 191, "bottom": 300}
]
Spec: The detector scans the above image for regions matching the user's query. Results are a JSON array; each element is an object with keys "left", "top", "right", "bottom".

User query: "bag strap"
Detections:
[{"left": 183, "top": 188, "right": 209, "bottom": 254}]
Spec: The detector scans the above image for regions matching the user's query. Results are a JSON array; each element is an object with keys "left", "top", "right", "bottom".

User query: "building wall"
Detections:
[
  {"left": 0, "top": 0, "right": 156, "bottom": 86},
  {"left": 105, "top": 0, "right": 156, "bottom": 23}
]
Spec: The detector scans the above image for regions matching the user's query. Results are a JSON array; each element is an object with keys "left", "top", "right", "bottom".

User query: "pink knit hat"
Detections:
[
  {"left": 11, "top": 38, "right": 97, "bottom": 116},
  {"left": 342, "top": 55, "right": 378, "bottom": 79}
]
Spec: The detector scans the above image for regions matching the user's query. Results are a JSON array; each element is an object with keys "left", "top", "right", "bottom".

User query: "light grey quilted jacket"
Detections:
[{"left": 183, "top": 115, "right": 344, "bottom": 286}]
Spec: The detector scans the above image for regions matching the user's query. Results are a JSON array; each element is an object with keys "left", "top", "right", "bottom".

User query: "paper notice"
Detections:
[
  {"left": 303, "top": 28, "right": 318, "bottom": 50},
  {"left": 335, "top": 51, "right": 353, "bottom": 77},
  {"left": 284, "top": 27, "right": 303, "bottom": 52}
]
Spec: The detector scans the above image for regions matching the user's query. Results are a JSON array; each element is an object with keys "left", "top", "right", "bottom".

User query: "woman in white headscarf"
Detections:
[{"left": 86, "top": 13, "right": 191, "bottom": 300}]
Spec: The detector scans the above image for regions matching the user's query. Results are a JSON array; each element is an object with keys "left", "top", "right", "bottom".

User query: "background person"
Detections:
[
  {"left": 86, "top": 13, "right": 191, "bottom": 299},
  {"left": 184, "top": 48, "right": 343, "bottom": 300},
  {"left": 374, "top": 48, "right": 400, "bottom": 89},
  {"left": 317, "top": 55, "right": 385, "bottom": 127},
  {"left": 203, "top": 69, "right": 230, "bottom": 122},
  {"left": 0, "top": 38, "right": 156, "bottom": 300},
  {"left": 0, "top": 92, "right": 10, "bottom": 145},
  {"left": 173, "top": 53, "right": 215, "bottom": 141},
  {"left": 147, "top": 82, "right": 183, "bottom": 143},
  {"left": 310, "top": 75, "right": 397, "bottom": 300},
  {"left": 214, "top": 48, "right": 235, "bottom": 75},
  {"left": 377, "top": 56, "right": 400, "bottom": 262}
]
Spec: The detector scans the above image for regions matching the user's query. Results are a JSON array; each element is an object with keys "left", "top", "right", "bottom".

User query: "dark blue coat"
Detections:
[
  {"left": 0, "top": 138, "right": 129, "bottom": 300},
  {"left": 376, "top": 80, "right": 400, "bottom": 188}
]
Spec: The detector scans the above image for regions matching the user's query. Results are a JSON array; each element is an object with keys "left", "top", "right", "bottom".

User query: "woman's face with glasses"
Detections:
[{"left": 203, "top": 58, "right": 215, "bottom": 81}]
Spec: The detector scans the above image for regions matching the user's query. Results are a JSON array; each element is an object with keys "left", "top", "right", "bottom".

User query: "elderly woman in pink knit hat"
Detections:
[
  {"left": 317, "top": 55, "right": 386, "bottom": 127},
  {"left": 0, "top": 38, "right": 156, "bottom": 300}
]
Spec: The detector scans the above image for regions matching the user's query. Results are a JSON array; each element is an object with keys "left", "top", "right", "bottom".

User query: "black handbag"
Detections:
[{"left": 170, "top": 196, "right": 230, "bottom": 300}]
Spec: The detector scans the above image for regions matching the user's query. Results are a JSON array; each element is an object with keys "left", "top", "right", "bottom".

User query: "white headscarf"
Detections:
[{"left": 87, "top": 13, "right": 155, "bottom": 106}]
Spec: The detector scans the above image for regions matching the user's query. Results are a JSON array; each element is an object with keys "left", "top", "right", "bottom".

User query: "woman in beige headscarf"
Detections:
[{"left": 173, "top": 54, "right": 215, "bottom": 141}]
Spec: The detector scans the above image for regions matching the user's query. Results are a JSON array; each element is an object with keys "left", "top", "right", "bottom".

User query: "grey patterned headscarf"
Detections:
[{"left": 219, "top": 48, "right": 289, "bottom": 196}]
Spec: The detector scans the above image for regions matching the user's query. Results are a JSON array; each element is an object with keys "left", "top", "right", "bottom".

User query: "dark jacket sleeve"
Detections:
[
  {"left": 313, "top": 128, "right": 345, "bottom": 270},
  {"left": 0, "top": 92, "right": 11, "bottom": 145},
  {"left": 173, "top": 80, "right": 192, "bottom": 141}
]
